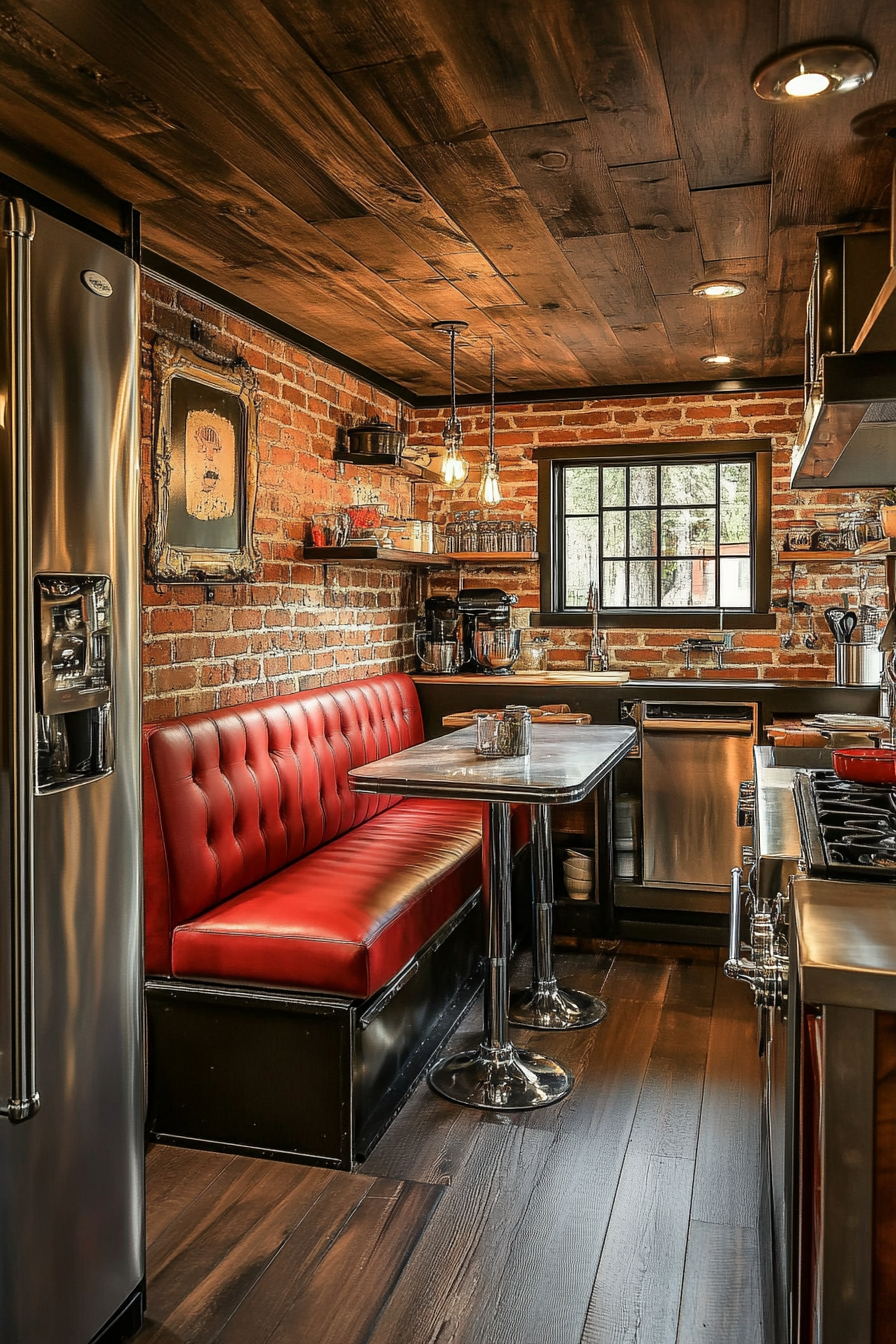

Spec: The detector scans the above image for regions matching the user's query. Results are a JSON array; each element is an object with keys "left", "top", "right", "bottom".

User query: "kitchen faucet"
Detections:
[
  {"left": 678, "top": 633, "right": 735, "bottom": 670},
  {"left": 585, "top": 582, "right": 610, "bottom": 671}
]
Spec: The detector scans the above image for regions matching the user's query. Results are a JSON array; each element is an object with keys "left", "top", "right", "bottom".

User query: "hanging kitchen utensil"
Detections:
[
  {"left": 824, "top": 607, "right": 848, "bottom": 641},
  {"left": 799, "top": 603, "right": 819, "bottom": 649},
  {"left": 780, "top": 569, "right": 797, "bottom": 648}
]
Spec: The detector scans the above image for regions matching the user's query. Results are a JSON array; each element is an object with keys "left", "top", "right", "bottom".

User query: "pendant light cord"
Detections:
[
  {"left": 449, "top": 326, "right": 457, "bottom": 424},
  {"left": 489, "top": 343, "right": 495, "bottom": 462}
]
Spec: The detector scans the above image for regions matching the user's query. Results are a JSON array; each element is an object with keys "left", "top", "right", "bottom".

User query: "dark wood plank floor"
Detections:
[{"left": 137, "top": 943, "right": 765, "bottom": 1344}]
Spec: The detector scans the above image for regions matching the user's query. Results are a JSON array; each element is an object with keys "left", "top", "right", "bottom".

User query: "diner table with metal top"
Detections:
[{"left": 349, "top": 722, "right": 636, "bottom": 1111}]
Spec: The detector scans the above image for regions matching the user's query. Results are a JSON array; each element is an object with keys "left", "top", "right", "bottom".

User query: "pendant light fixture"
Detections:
[
  {"left": 432, "top": 320, "right": 469, "bottom": 489},
  {"left": 478, "top": 344, "right": 502, "bottom": 507}
]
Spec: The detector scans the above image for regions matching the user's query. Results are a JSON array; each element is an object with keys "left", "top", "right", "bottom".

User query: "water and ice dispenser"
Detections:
[{"left": 34, "top": 575, "right": 114, "bottom": 792}]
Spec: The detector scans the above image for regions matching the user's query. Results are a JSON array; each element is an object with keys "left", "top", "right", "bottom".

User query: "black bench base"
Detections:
[{"left": 145, "top": 890, "right": 484, "bottom": 1169}]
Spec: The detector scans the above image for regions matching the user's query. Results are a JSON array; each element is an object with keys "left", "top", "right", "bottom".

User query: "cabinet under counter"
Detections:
[
  {"left": 790, "top": 879, "right": 896, "bottom": 1344},
  {"left": 415, "top": 679, "right": 880, "bottom": 943}
]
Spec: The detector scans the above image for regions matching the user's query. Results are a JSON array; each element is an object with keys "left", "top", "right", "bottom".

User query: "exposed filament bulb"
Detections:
[{"left": 478, "top": 458, "right": 502, "bottom": 505}]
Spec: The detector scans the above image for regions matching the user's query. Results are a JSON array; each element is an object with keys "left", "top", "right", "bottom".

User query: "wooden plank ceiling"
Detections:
[{"left": 1, "top": 0, "right": 895, "bottom": 397}]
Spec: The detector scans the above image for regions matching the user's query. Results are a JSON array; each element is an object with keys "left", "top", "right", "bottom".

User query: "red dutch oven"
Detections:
[{"left": 831, "top": 747, "right": 896, "bottom": 785}]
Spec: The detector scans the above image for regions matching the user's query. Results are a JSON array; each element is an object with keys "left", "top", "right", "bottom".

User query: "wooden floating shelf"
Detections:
[
  {"left": 332, "top": 448, "right": 441, "bottom": 484},
  {"left": 304, "top": 546, "right": 539, "bottom": 568},
  {"left": 303, "top": 545, "right": 451, "bottom": 568},
  {"left": 778, "top": 551, "right": 857, "bottom": 563},
  {"left": 853, "top": 541, "right": 896, "bottom": 561},
  {"left": 449, "top": 551, "right": 540, "bottom": 563}
]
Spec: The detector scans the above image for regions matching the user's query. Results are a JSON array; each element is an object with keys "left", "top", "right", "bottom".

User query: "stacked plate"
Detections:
[
  {"left": 801, "top": 713, "right": 888, "bottom": 750},
  {"left": 811, "top": 714, "right": 887, "bottom": 731}
]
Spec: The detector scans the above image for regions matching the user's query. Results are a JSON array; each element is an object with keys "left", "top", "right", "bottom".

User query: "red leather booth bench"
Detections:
[{"left": 142, "top": 672, "right": 528, "bottom": 1168}]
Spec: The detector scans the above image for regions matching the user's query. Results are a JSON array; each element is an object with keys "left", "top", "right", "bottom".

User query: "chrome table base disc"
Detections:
[
  {"left": 429, "top": 1045, "right": 573, "bottom": 1110},
  {"left": 508, "top": 985, "right": 608, "bottom": 1031}
]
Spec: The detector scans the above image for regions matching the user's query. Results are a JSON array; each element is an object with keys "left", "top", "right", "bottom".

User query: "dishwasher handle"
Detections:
[{"left": 642, "top": 718, "right": 754, "bottom": 735}]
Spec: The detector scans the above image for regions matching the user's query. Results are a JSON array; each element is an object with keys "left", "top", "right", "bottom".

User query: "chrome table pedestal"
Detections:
[
  {"left": 429, "top": 802, "right": 572, "bottom": 1110},
  {"left": 348, "top": 722, "right": 636, "bottom": 1112},
  {"left": 509, "top": 805, "right": 607, "bottom": 1031}
]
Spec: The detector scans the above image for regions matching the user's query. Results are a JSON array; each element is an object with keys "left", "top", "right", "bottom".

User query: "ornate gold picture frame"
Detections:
[{"left": 147, "top": 340, "right": 260, "bottom": 582}]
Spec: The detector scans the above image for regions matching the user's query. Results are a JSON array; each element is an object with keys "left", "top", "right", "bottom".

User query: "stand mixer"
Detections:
[{"left": 458, "top": 587, "right": 520, "bottom": 674}]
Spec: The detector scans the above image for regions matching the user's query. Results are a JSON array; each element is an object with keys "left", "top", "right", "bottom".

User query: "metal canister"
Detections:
[
  {"left": 835, "top": 643, "right": 884, "bottom": 685},
  {"left": 499, "top": 705, "right": 532, "bottom": 756}
]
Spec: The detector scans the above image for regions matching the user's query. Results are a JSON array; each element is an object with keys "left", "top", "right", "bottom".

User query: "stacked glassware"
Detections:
[{"left": 440, "top": 513, "right": 538, "bottom": 553}]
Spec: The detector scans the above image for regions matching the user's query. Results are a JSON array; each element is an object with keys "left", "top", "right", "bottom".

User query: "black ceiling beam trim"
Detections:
[
  {"left": 417, "top": 375, "right": 802, "bottom": 409},
  {"left": 142, "top": 249, "right": 414, "bottom": 407},
  {"left": 0, "top": 170, "right": 131, "bottom": 253}
]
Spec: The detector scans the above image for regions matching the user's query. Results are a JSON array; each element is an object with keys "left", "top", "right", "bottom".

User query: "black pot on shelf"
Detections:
[{"left": 345, "top": 418, "right": 406, "bottom": 457}]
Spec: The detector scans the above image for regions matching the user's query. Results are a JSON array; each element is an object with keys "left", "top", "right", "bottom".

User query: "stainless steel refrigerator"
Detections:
[{"left": 0, "top": 199, "right": 144, "bottom": 1343}]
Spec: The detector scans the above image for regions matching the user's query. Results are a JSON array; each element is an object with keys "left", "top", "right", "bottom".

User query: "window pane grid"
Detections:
[{"left": 560, "top": 458, "right": 753, "bottom": 611}]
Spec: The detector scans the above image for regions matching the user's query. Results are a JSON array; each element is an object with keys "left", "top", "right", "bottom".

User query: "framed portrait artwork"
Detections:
[{"left": 146, "top": 340, "right": 260, "bottom": 582}]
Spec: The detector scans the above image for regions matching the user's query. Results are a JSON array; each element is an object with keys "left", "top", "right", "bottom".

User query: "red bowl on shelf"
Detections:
[{"left": 831, "top": 747, "right": 896, "bottom": 785}]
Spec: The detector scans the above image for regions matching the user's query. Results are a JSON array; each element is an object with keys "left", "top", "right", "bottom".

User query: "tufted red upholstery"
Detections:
[
  {"left": 143, "top": 674, "right": 424, "bottom": 977},
  {"left": 143, "top": 673, "right": 527, "bottom": 999},
  {"left": 170, "top": 796, "right": 485, "bottom": 998}
]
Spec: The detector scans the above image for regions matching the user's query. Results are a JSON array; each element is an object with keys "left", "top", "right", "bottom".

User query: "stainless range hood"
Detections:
[
  {"left": 791, "top": 172, "right": 896, "bottom": 488},
  {"left": 791, "top": 351, "right": 896, "bottom": 486}
]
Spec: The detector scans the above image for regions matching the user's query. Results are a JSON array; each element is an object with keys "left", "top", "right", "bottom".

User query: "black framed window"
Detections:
[
  {"left": 562, "top": 457, "right": 753, "bottom": 610},
  {"left": 535, "top": 440, "right": 772, "bottom": 624}
]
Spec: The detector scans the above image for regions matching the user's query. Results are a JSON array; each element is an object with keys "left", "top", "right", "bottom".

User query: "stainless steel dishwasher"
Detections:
[{"left": 640, "top": 701, "right": 758, "bottom": 894}]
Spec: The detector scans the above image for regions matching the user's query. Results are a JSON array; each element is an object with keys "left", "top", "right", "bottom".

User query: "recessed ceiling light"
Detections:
[
  {"left": 752, "top": 43, "right": 876, "bottom": 102},
  {"left": 691, "top": 280, "right": 746, "bottom": 299},
  {"left": 784, "top": 71, "right": 832, "bottom": 98},
  {"left": 701, "top": 354, "right": 733, "bottom": 365}
]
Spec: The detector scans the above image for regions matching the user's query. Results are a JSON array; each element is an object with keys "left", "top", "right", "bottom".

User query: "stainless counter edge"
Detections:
[
  {"left": 753, "top": 746, "right": 802, "bottom": 904},
  {"left": 794, "top": 878, "right": 896, "bottom": 1011}
]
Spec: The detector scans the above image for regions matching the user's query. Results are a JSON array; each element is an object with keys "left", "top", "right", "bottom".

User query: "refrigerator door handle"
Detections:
[{"left": 2, "top": 199, "right": 40, "bottom": 1124}]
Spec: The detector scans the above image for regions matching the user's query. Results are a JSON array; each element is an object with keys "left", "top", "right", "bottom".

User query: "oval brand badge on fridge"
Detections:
[{"left": 80, "top": 269, "right": 113, "bottom": 298}]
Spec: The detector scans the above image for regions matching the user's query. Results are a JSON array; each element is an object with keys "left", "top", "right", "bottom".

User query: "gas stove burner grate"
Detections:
[{"left": 794, "top": 769, "right": 896, "bottom": 880}]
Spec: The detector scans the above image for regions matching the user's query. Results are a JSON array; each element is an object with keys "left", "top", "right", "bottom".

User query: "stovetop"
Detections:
[{"left": 793, "top": 770, "right": 896, "bottom": 879}]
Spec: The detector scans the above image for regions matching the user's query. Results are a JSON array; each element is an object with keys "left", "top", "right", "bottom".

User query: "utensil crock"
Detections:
[{"left": 835, "top": 643, "right": 883, "bottom": 685}]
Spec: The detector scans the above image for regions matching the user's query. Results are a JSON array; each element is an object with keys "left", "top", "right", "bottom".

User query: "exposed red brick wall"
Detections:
[
  {"left": 139, "top": 279, "right": 889, "bottom": 714},
  {"left": 141, "top": 277, "right": 417, "bottom": 722},
  {"left": 411, "top": 392, "right": 888, "bottom": 681}
]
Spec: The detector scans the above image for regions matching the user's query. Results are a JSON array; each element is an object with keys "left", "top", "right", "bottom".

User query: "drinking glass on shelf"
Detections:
[
  {"left": 479, "top": 520, "right": 500, "bottom": 552},
  {"left": 519, "top": 520, "right": 537, "bottom": 553},
  {"left": 499, "top": 520, "right": 517, "bottom": 552},
  {"left": 461, "top": 515, "right": 480, "bottom": 552},
  {"left": 445, "top": 515, "right": 461, "bottom": 553},
  {"left": 334, "top": 511, "right": 351, "bottom": 546}
]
